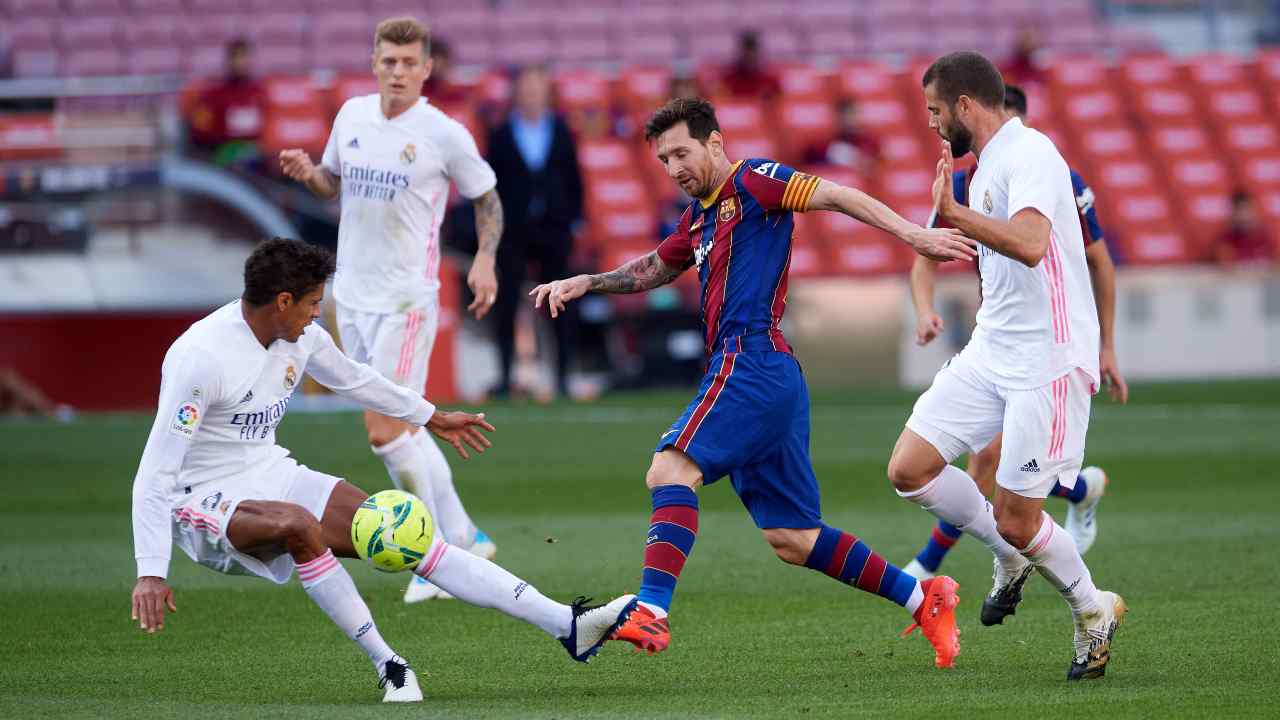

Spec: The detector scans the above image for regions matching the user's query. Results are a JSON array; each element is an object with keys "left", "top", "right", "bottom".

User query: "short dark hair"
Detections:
[
  {"left": 1003, "top": 84, "right": 1028, "bottom": 116},
  {"left": 922, "top": 51, "right": 1005, "bottom": 109},
  {"left": 644, "top": 97, "right": 720, "bottom": 142},
  {"left": 242, "top": 238, "right": 335, "bottom": 306}
]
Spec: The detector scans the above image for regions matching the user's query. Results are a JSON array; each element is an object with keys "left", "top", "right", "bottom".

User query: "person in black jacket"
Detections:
[{"left": 486, "top": 65, "right": 584, "bottom": 398}]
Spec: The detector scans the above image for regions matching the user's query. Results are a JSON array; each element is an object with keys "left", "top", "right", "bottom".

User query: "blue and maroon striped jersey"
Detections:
[{"left": 657, "top": 158, "right": 820, "bottom": 358}]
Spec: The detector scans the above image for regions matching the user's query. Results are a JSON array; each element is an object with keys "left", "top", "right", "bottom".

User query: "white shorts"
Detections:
[
  {"left": 336, "top": 298, "right": 438, "bottom": 394},
  {"left": 906, "top": 350, "right": 1093, "bottom": 498},
  {"left": 172, "top": 458, "right": 342, "bottom": 584}
]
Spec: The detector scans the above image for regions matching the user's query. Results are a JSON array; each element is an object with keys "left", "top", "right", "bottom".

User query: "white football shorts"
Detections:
[
  {"left": 335, "top": 298, "right": 438, "bottom": 395},
  {"left": 906, "top": 348, "right": 1093, "bottom": 499},
  {"left": 171, "top": 458, "right": 342, "bottom": 584}
]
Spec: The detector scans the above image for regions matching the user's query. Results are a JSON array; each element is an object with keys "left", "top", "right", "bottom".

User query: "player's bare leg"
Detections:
[
  {"left": 366, "top": 410, "right": 495, "bottom": 603},
  {"left": 226, "top": 488, "right": 421, "bottom": 702},
  {"left": 993, "top": 488, "right": 1124, "bottom": 679},
  {"left": 889, "top": 429, "right": 1034, "bottom": 624},
  {"left": 609, "top": 449, "right": 703, "bottom": 654}
]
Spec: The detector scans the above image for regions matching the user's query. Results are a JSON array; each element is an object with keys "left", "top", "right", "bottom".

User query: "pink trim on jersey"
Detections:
[
  {"left": 1043, "top": 237, "right": 1070, "bottom": 344},
  {"left": 1048, "top": 376, "right": 1067, "bottom": 459},
  {"left": 425, "top": 189, "right": 447, "bottom": 283},
  {"left": 396, "top": 311, "right": 421, "bottom": 381}
]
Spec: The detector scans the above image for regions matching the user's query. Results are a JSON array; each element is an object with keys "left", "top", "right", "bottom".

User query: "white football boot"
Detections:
[
  {"left": 379, "top": 657, "right": 423, "bottom": 702},
  {"left": 1065, "top": 466, "right": 1107, "bottom": 555},
  {"left": 559, "top": 594, "right": 638, "bottom": 663},
  {"left": 1067, "top": 590, "right": 1127, "bottom": 681},
  {"left": 903, "top": 558, "right": 935, "bottom": 580},
  {"left": 469, "top": 529, "right": 498, "bottom": 560}
]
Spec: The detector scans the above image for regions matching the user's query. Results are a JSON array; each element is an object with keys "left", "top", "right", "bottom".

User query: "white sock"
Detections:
[
  {"left": 298, "top": 550, "right": 398, "bottom": 672},
  {"left": 373, "top": 430, "right": 443, "bottom": 542},
  {"left": 905, "top": 582, "right": 925, "bottom": 616},
  {"left": 899, "top": 464, "right": 1024, "bottom": 569},
  {"left": 637, "top": 601, "right": 668, "bottom": 619},
  {"left": 414, "top": 429, "right": 479, "bottom": 546},
  {"left": 1021, "top": 511, "right": 1101, "bottom": 615},
  {"left": 415, "top": 541, "right": 571, "bottom": 638}
]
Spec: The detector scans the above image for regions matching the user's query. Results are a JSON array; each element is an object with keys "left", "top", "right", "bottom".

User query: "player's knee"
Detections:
[
  {"left": 888, "top": 453, "right": 932, "bottom": 492},
  {"left": 273, "top": 505, "right": 323, "bottom": 555},
  {"left": 763, "top": 531, "right": 809, "bottom": 566},
  {"left": 644, "top": 451, "right": 702, "bottom": 491},
  {"left": 995, "top": 514, "right": 1036, "bottom": 551},
  {"left": 366, "top": 426, "right": 403, "bottom": 448}
]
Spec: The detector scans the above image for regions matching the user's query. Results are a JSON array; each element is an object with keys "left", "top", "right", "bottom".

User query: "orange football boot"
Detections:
[
  {"left": 902, "top": 576, "right": 961, "bottom": 668},
  {"left": 609, "top": 603, "right": 670, "bottom": 654}
]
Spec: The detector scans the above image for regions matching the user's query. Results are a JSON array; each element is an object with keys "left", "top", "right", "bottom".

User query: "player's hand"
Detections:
[
  {"left": 529, "top": 275, "right": 591, "bottom": 319},
  {"left": 467, "top": 253, "right": 498, "bottom": 320},
  {"left": 279, "top": 149, "right": 318, "bottom": 183},
  {"left": 426, "top": 410, "right": 495, "bottom": 460},
  {"left": 932, "top": 140, "right": 955, "bottom": 219},
  {"left": 905, "top": 226, "right": 976, "bottom": 262},
  {"left": 131, "top": 576, "right": 176, "bottom": 634},
  {"left": 1099, "top": 346, "right": 1129, "bottom": 404},
  {"left": 915, "top": 311, "right": 945, "bottom": 346}
]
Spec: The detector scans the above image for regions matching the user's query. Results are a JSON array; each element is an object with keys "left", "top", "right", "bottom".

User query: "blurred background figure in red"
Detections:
[
  {"left": 1214, "top": 191, "right": 1275, "bottom": 265},
  {"left": 717, "top": 30, "right": 781, "bottom": 100},
  {"left": 187, "top": 39, "right": 266, "bottom": 168},
  {"left": 804, "top": 99, "right": 882, "bottom": 177}
]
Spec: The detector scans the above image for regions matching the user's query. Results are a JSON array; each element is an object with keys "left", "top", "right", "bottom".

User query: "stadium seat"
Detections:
[
  {"left": 330, "top": 74, "right": 379, "bottom": 114},
  {"left": 64, "top": 48, "right": 126, "bottom": 77},
  {"left": 708, "top": 98, "right": 769, "bottom": 136},
  {"left": 726, "top": 134, "right": 780, "bottom": 162},
  {"left": 58, "top": 17, "right": 119, "bottom": 49},
  {"left": 263, "top": 76, "right": 323, "bottom": 113},
  {"left": 128, "top": 46, "right": 184, "bottom": 76},
  {"left": 11, "top": 49, "right": 59, "bottom": 78},
  {"left": 259, "top": 109, "right": 330, "bottom": 157},
  {"left": 6, "top": 0, "right": 67, "bottom": 17},
  {"left": 777, "top": 100, "right": 837, "bottom": 163},
  {"left": 777, "top": 64, "right": 834, "bottom": 102},
  {"left": 617, "top": 66, "right": 672, "bottom": 115},
  {"left": 576, "top": 139, "right": 635, "bottom": 179},
  {"left": 1149, "top": 125, "right": 1214, "bottom": 156}
]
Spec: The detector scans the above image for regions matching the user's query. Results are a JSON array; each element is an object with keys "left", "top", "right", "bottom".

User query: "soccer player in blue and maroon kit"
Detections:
[{"left": 531, "top": 98, "right": 976, "bottom": 668}]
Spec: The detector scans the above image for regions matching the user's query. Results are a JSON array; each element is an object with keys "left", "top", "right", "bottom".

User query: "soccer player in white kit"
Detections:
[
  {"left": 885, "top": 53, "right": 1125, "bottom": 681},
  {"left": 129, "top": 240, "right": 638, "bottom": 702},
  {"left": 279, "top": 17, "right": 501, "bottom": 603}
]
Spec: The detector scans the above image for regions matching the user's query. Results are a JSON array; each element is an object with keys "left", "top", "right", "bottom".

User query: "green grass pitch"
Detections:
[{"left": 2, "top": 380, "right": 1278, "bottom": 718}]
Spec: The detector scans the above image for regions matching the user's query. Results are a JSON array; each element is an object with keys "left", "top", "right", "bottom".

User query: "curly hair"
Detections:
[
  {"left": 644, "top": 97, "right": 721, "bottom": 142},
  {"left": 242, "top": 238, "right": 335, "bottom": 306}
]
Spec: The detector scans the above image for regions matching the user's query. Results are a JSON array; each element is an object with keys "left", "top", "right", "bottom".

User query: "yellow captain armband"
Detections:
[{"left": 780, "top": 173, "right": 821, "bottom": 212}]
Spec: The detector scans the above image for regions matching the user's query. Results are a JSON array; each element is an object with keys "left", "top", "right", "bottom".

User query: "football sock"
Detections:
[
  {"left": 298, "top": 550, "right": 397, "bottom": 672},
  {"left": 1020, "top": 511, "right": 1100, "bottom": 615},
  {"left": 635, "top": 485, "right": 699, "bottom": 618},
  {"left": 913, "top": 520, "right": 963, "bottom": 573},
  {"left": 413, "top": 429, "right": 480, "bottom": 547},
  {"left": 416, "top": 541, "right": 571, "bottom": 638},
  {"left": 1050, "top": 475, "right": 1089, "bottom": 504},
  {"left": 372, "top": 431, "right": 443, "bottom": 542},
  {"left": 899, "top": 464, "right": 1024, "bottom": 570},
  {"left": 804, "top": 524, "right": 922, "bottom": 614}
]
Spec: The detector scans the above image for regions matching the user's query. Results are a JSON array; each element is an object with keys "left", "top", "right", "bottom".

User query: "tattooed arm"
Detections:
[
  {"left": 466, "top": 189, "right": 503, "bottom": 319},
  {"left": 529, "top": 251, "right": 683, "bottom": 318}
]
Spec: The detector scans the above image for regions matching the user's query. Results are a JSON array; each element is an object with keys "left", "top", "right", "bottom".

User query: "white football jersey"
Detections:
[
  {"left": 131, "top": 300, "right": 436, "bottom": 578},
  {"left": 321, "top": 95, "right": 496, "bottom": 313},
  {"left": 964, "top": 118, "right": 1100, "bottom": 390}
]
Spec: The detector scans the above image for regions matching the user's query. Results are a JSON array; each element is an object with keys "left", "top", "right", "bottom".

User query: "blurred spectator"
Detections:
[
  {"left": 1002, "top": 28, "right": 1046, "bottom": 87},
  {"left": 486, "top": 65, "right": 585, "bottom": 399},
  {"left": 668, "top": 74, "right": 701, "bottom": 101},
  {"left": 1213, "top": 192, "right": 1275, "bottom": 265},
  {"left": 421, "top": 38, "right": 470, "bottom": 106},
  {"left": 717, "top": 31, "right": 781, "bottom": 100},
  {"left": 187, "top": 39, "right": 266, "bottom": 166},
  {"left": 0, "top": 367, "right": 72, "bottom": 420},
  {"left": 803, "top": 99, "right": 881, "bottom": 175}
]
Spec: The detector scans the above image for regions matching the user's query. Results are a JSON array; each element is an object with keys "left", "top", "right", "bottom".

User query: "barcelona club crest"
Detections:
[
  {"left": 284, "top": 363, "right": 297, "bottom": 390},
  {"left": 400, "top": 143, "right": 416, "bottom": 165},
  {"left": 719, "top": 196, "right": 738, "bottom": 222}
]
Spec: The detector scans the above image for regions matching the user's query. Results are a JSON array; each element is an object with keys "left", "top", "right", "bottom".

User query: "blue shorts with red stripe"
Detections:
[{"left": 655, "top": 335, "right": 821, "bottom": 529}]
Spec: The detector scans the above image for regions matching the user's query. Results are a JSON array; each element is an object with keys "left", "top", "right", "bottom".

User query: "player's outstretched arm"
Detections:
[
  {"left": 279, "top": 149, "right": 340, "bottom": 200},
  {"left": 529, "top": 251, "right": 682, "bottom": 318},
  {"left": 931, "top": 140, "right": 1049, "bottom": 267},
  {"left": 426, "top": 410, "right": 496, "bottom": 460},
  {"left": 1085, "top": 240, "right": 1127, "bottom": 403},
  {"left": 910, "top": 255, "right": 946, "bottom": 346},
  {"left": 806, "top": 178, "right": 976, "bottom": 262},
  {"left": 466, "top": 189, "right": 504, "bottom": 320}
]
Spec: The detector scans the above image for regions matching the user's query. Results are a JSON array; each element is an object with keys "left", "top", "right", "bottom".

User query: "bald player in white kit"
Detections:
[
  {"left": 280, "top": 17, "right": 500, "bottom": 603},
  {"left": 129, "top": 239, "right": 636, "bottom": 703},
  {"left": 885, "top": 52, "right": 1125, "bottom": 681}
]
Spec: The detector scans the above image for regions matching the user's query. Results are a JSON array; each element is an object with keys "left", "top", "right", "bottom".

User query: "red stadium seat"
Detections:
[
  {"left": 1119, "top": 223, "right": 1198, "bottom": 265},
  {"left": 709, "top": 97, "right": 769, "bottom": 135},
  {"left": 330, "top": 74, "right": 379, "bottom": 114},
  {"left": 1149, "top": 125, "right": 1214, "bottom": 156},
  {"left": 555, "top": 69, "right": 611, "bottom": 113},
  {"left": 1130, "top": 86, "right": 1199, "bottom": 125},
  {"left": 1118, "top": 53, "right": 1183, "bottom": 91},
  {"left": 260, "top": 109, "right": 330, "bottom": 157},
  {"left": 577, "top": 139, "right": 635, "bottom": 178},
  {"left": 263, "top": 76, "right": 322, "bottom": 112},
  {"left": 726, "top": 134, "right": 780, "bottom": 162},
  {"left": 777, "top": 64, "right": 834, "bottom": 101},
  {"left": 617, "top": 66, "right": 672, "bottom": 115},
  {"left": 777, "top": 100, "right": 837, "bottom": 162}
]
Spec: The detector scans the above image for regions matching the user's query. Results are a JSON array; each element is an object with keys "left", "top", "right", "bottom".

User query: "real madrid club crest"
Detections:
[
  {"left": 400, "top": 143, "right": 416, "bottom": 165},
  {"left": 284, "top": 363, "right": 297, "bottom": 390},
  {"left": 719, "top": 196, "right": 738, "bottom": 222},
  {"left": 983, "top": 189, "right": 993, "bottom": 214}
]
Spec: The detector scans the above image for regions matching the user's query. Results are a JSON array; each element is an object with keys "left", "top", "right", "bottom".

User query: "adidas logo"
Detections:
[
  {"left": 238, "top": 389, "right": 254, "bottom": 405},
  {"left": 347, "top": 137, "right": 360, "bottom": 149},
  {"left": 1020, "top": 459, "right": 1041, "bottom": 473}
]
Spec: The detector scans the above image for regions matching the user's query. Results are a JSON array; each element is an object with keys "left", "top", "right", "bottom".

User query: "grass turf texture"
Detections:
[{"left": 1, "top": 380, "right": 1277, "bottom": 719}]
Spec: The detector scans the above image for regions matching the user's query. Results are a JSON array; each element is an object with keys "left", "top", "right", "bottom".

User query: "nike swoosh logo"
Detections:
[
  {"left": 689, "top": 220, "right": 704, "bottom": 232},
  {"left": 660, "top": 428, "right": 679, "bottom": 440}
]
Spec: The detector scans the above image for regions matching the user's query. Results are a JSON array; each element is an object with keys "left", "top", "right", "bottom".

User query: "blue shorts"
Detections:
[{"left": 655, "top": 342, "right": 821, "bottom": 529}]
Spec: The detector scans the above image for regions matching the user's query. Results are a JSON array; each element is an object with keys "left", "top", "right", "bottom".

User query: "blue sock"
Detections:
[
  {"left": 804, "top": 524, "right": 918, "bottom": 608},
  {"left": 913, "top": 520, "right": 963, "bottom": 573},
  {"left": 635, "top": 485, "right": 699, "bottom": 614},
  {"left": 1050, "top": 475, "right": 1088, "bottom": 504}
]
